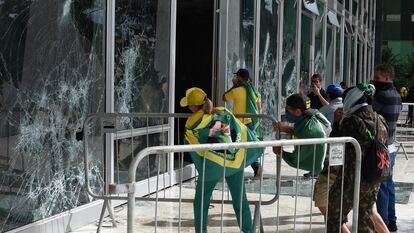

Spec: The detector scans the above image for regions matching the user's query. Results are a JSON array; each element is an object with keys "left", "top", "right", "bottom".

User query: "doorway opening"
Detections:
[{"left": 174, "top": 0, "right": 216, "bottom": 166}]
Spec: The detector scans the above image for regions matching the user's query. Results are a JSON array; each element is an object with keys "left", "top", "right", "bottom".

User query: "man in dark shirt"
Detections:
[
  {"left": 372, "top": 64, "right": 402, "bottom": 232},
  {"left": 307, "top": 74, "right": 329, "bottom": 109}
]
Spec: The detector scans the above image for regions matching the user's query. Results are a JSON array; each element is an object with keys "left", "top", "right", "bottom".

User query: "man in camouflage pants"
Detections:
[{"left": 327, "top": 84, "right": 388, "bottom": 233}]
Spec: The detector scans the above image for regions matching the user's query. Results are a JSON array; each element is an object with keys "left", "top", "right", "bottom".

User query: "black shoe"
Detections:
[
  {"left": 387, "top": 222, "right": 397, "bottom": 232},
  {"left": 253, "top": 165, "right": 263, "bottom": 180},
  {"left": 303, "top": 172, "right": 318, "bottom": 179}
]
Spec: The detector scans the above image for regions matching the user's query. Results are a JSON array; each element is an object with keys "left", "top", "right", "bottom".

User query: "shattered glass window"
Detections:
[
  {"left": 343, "top": 35, "right": 350, "bottom": 84},
  {"left": 113, "top": 0, "right": 171, "bottom": 194},
  {"left": 335, "top": 16, "right": 342, "bottom": 83},
  {"left": 226, "top": 0, "right": 255, "bottom": 90},
  {"left": 281, "top": 0, "right": 297, "bottom": 107},
  {"left": 300, "top": 14, "right": 312, "bottom": 89},
  {"left": 314, "top": 1, "right": 326, "bottom": 81},
  {"left": 114, "top": 0, "right": 171, "bottom": 128},
  {"left": 0, "top": 0, "right": 106, "bottom": 231},
  {"left": 258, "top": 0, "right": 279, "bottom": 138},
  {"left": 326, "top": 26, "right": 335, "bottom": 87}
]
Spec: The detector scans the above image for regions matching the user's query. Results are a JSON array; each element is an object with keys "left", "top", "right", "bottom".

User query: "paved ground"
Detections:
[{"left": 72, "top": 144, "right": 414, "bottom": 233}]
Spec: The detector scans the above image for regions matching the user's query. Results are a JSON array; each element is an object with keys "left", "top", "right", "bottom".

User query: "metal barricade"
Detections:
[
  {"left": 125, "top": 137, "right": 362, "bottom": 233},
  {"left": 396, "top": 102, "right": 414, "bottom": 160},
  {"left": 83, "top": 112, "right": 277, "bottom": 232}
]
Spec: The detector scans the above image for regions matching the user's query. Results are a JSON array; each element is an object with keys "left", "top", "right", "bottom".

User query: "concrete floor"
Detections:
[{"left": 72, "top": 146, "right": 414, "bottom": 233}]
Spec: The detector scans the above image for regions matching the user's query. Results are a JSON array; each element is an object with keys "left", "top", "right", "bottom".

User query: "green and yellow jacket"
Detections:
[{"left": 184, "top": 107, "right": 264, "bottom": 181}]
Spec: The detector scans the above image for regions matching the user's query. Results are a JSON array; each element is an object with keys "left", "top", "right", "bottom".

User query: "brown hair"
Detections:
[
  {"left": 311, "top": 74, "right": 322, "bottom": 82},
  {"left": 375, "top": 63, "right": 395, "bottom": 80},
  {"left": 202, "top": 98, "right": 214, "bottom": 114}
]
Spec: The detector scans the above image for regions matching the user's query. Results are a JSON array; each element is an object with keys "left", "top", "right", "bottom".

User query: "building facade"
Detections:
[
  {"left": 383, "top": 0, "right": 414, "bottom": 60},
  {"left": 0, "top": 0, "right": 376, "bottom": 232}
]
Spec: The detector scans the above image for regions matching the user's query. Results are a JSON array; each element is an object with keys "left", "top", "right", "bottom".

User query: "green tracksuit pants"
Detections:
[{"left": 193, "top": 170, "right": 252, "bottom": 233}]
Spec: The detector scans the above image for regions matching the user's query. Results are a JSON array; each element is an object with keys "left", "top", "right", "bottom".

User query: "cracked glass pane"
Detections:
[
  {"left": 258, "top": 0, "right": 279, "bottom": 138},
  {"left": 226, "top": 0, "right": 255, "bottom": 91},
  {"left": 0, "top": 0, "right": 106, "bottom": 231},
  {"left": 281, "top": 0, "right": 297, "bottom": 108},
  {"left": 300, "top": 13, "right": 313, "bottom": 89},
  {"left": 114, "top": 0, "right": 171, "bottom": 129},
  {"left": 326, "top": 26, "right": 335, "bottom": 86},
  {"left": 314, "top": 1, "right": 326, "bottom": 81}
]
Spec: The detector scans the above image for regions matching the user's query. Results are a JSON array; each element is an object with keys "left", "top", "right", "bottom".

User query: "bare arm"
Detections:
[
  {"left": 223, "top": 79, "right": 239, "bottom": 101},
  {"left": 313, "top": 86, "right": 329, "bottom": 106},
  {"left": 257, "top": 100, "right": 262, "bottom": 114},
  {"left": 273, "top": 122, "right": 294, "bottom": 134}
]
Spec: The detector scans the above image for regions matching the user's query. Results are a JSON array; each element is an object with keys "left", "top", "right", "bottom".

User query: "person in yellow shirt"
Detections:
[{"left": 223, "top": 69, "right": 262, "bottom": 179}]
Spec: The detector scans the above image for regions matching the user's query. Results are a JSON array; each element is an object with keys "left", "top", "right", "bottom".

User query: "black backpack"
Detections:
[{"left": 357, "top": 114, "right": 391, "bottom": 183}]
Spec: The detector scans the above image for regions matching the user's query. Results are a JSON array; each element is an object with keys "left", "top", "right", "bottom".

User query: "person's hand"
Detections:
[
  {"left": 232, "top": 78, "right": 239, "bottom": 87},
  {"left": 273, "top": 122, "right": 284, "bottom": 131},
  {"left": 209, "top": 121, "right": 222, "bottom": 136},
  {"left": 334, "top": 108, "right": 343, "bottom": 123},
  {"left": 273, "top": 146, "right": 282, "bottom": 154},
  {"left": 273, "top": 122, "right": 292, "bottom": 133},
  {"left": 312, "top": 85, "right": 321, "bottom": 96}
]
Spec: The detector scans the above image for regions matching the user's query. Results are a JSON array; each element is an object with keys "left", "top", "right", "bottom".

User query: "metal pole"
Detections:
[
  {"left": 296, "top": 0, "right": 303, "bottom": 91},
  {"left": 293, "top": 145, "right": 300, "bottom": 231},
  {"left": 253, "top": 0, "right": 261, "bottom": 87},
  {"left": 123, "top": 136, "right": 361, "bottom": 232},
  {"left": 351, "top": 140, "right": 362, "bottom": 232}
]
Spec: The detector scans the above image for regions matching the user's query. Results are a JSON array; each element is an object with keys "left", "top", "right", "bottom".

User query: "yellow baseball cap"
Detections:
[{"left": 180, "top": 87, "right": 207, "bottom": 107}]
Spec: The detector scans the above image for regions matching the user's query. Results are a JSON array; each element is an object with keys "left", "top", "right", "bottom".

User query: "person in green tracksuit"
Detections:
[
  {"left": 272, "top": 94, "right": 331, "bottom": 175},
  {"left": 180, "top": 87, "right": 263, "bottom": 233}
]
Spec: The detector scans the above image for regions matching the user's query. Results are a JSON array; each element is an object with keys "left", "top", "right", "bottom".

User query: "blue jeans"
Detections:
[
  {"left": 246, "top": 123, "right": 260, "bottom": 172},
  {"left": 376, "top": 152, "right": 396, "bottom": 225}
]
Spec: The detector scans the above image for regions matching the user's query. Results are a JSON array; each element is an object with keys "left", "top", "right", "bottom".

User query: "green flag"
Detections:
[{"left": 241, "top": 82, "right": 261, "bottom": 132}]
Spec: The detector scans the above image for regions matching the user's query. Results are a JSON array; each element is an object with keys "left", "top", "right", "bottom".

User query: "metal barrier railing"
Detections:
[
  {"left": 83, "top": 112, "right": 277, "bottom": 232},
  {"left": 396, "top": 102, "right": 414, "bottom": 160},
  {"left": 126, "top": 137, "right": 362, "bottom": 233}
]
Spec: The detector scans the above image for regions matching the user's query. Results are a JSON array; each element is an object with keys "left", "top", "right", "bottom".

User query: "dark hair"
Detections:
[
  {"left": 286, "top": 94, "right": 307, "bottom": 111},
  {"left": 375, "top": 63, "right": 395, "bottom": 80},
  {"left": 328, "top": 92, "right": 342, "bottom": 100},
  {"left": 342, "top": 86, "right": 373, "bottom": 106},
  {"left": 311, "top": 74, "right": 322, "bottom": 82},
  {"left": 235, "top": 69, "right": 250, "bottom": 82}
]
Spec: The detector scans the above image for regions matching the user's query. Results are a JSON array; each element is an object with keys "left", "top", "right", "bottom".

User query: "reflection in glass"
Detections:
[
  {"left": 0, "top": 0, "right": 106, "bottom": 231},
  {"left": 335, "top": 16, "right": 342, "bottom": 83},
  {"left": 326, "top": 26, "right": 335, "bottom": 86},
  {"left": 114, "top": 0, "right": 171, "bottom": 128},
  {"left": 314, "top": 1, "right": 325, "bottom": 79},
  {"left": 343, "top": 35, "right": 350, "bottom": 83},
  {"left": 258, "top": 0, "right": 279, "bottom": 137},
  {"left": 357, "top": 42, "right": 362, "bottom": 84},
  {"left": 226, "top": 0, "right": 255, "bottom": 88},
  {"left": 300, "top": 14, "right": 313, "bottom": 89},
  {"left": 281, "top": 0, "right": 297, "bottom": 103}
]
